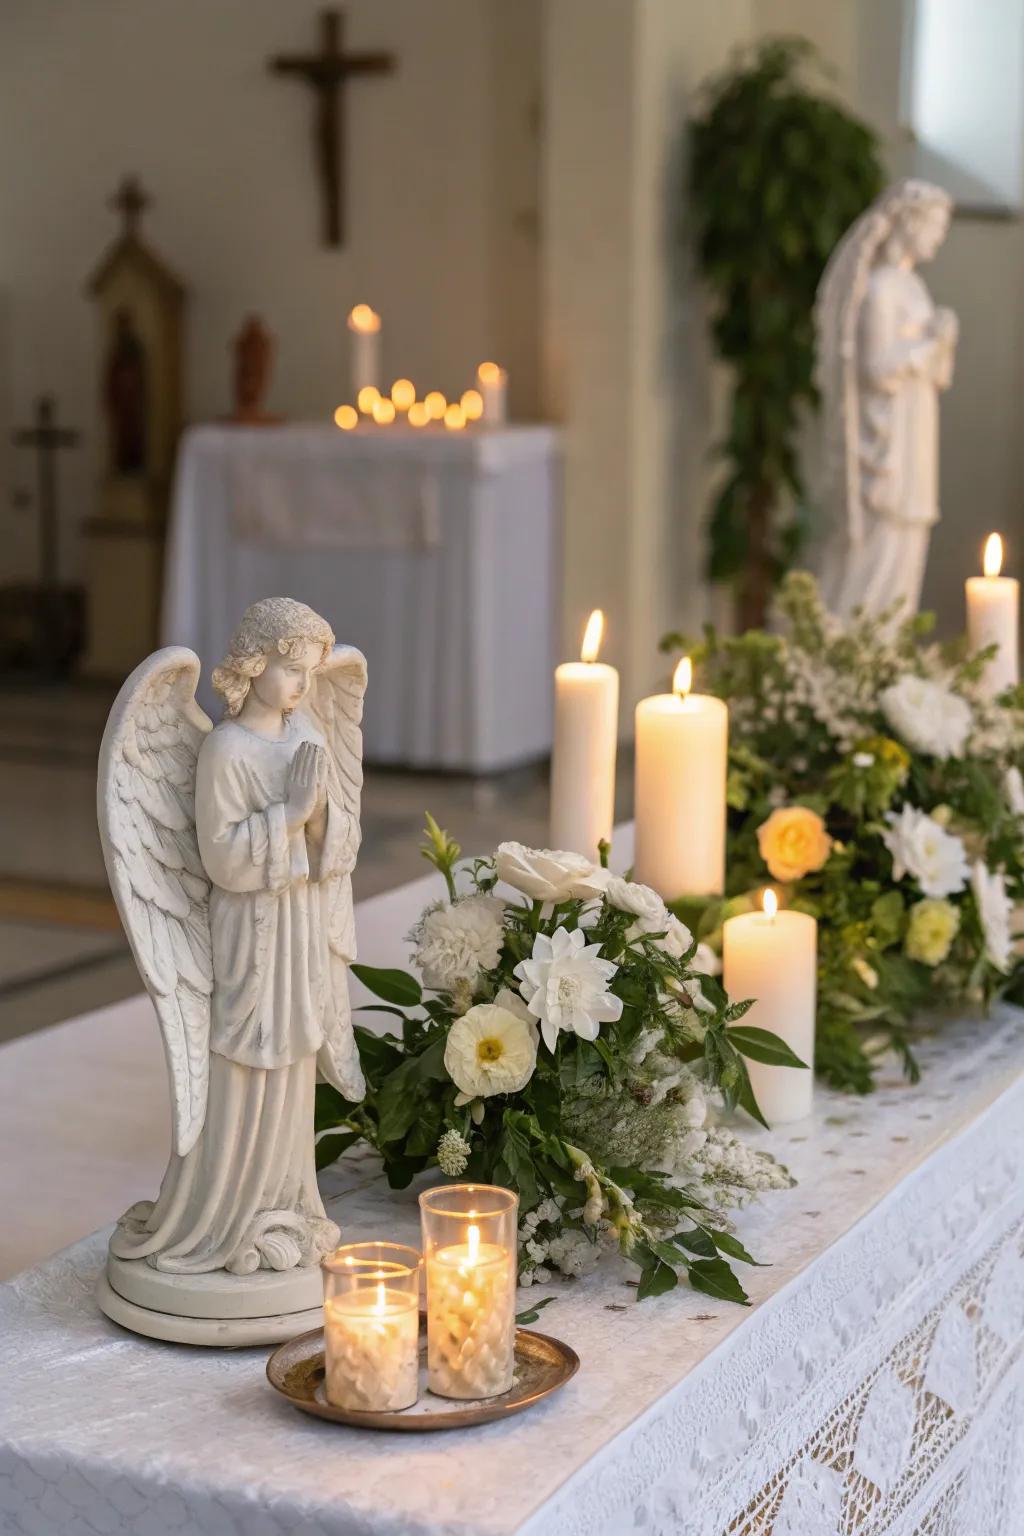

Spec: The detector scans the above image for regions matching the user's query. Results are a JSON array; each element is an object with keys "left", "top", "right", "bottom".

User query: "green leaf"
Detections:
[
  {"left": 672, "top": 1227, "right": 717, "bottom": 1258},
  {"left": 687, "top": 1257, "right": 750, "bottom": 1305},
  {"left": 704, "top": 1227, "right": 762, "bottom": 1265},
  {"left": 313, "top": 1128, "right": 361, "bottom": 1171},
  {"left": 635, "top": 1249, "right": 679, "bottom": 1301},
  {"left": 350, "top": 965, "right": 422, "bottom": 1008},
  {"left": 727, "top": 1024, "right": 807, "bottom": 1069},
  {"left": 516, "top": 1296, "right": 557, "bottom": 1326}
]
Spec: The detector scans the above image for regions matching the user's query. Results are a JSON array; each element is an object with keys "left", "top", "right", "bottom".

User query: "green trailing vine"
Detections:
[{"left": 688, "top": 36, "right": 883, "bottom": 628}]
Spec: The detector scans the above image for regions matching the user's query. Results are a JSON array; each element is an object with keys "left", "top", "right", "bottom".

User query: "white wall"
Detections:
[{"left": 0, "top": 0, "right": 541, "bottom": 583}]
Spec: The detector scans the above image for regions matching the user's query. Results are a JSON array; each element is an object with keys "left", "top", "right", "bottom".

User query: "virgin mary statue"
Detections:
[{"left": 815, "top": 179, "right": 958, "bottom": 620}]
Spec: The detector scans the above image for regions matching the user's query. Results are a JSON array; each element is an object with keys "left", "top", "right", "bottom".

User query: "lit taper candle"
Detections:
[
  {"left": 550, "top": 609, "right": 619, "bottom": 859},
  {"left": 348, "top": 304, "right": 381, "bottom": 399}
]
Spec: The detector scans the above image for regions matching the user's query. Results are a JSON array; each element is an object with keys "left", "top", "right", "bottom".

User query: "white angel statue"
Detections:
[
  {"left": 96, "top": 597, "right": 366, "bottom": 1343},
  {"left": 815, "top": 179, "right": 958, "bottom": 621}
]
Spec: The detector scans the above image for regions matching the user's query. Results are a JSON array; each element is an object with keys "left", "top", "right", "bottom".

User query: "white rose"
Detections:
[
  {"left": 605, "top": 877, "right": 667, "bottom": 927},
  {"left": 412, "top": 895, "right": 505, "bottom": 992},
  {"left": 882, "top": 805, "right": 970, "bottom": 899},
  {"left": 971, "top": 860, "right": 1014, "bottom": 972},
  {"left": 494, "top": 841, "right": 605, "bottom": 903},
  {"left": 444, "top": 1002, "right": 538, "bottom": 1103},
  {"left": 879, "top": 675, "right": 972, "bottom": 760},
  {"left": 660, "top": 915, "right": 695, "bottom": 961},
  {"left": 693, "top": 940, "right": 722, "bottom": 977},
  {"left": 1004, "top": 765, "right": 1024, "bottom": 818}
]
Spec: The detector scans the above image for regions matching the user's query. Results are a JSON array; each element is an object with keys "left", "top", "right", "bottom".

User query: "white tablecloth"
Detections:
[
  {"left": 3, "top": 833, "right": 1024, "bottom": 1534},
  {"left": 161, "top": 424, "right": 561, "bottom": 771}
]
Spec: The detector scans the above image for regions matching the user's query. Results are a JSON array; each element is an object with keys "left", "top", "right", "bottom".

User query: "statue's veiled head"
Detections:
[{"left": 212, "top": 597, "right": 335, "bottom": 717}]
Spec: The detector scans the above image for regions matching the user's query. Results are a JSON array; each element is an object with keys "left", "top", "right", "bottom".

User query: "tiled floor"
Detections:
[{"left": 0, "top": 680, "right": 634, "bottom": 1044}]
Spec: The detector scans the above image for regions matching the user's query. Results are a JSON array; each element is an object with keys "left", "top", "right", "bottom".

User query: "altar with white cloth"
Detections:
[
  {"left": 3, "top": 829, "right": 1024, "bottom": 1536},
  {"left": 161, "top": 423, "right": 561, "bottom": 770}
]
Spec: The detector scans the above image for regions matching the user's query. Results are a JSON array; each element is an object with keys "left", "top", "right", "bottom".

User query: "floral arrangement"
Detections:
[
  {"left": 661, "top": 572, "right": 1024, "bottom": 1093},
  {"left": 316, "top": 822, "right": 800, "bottom": 1303}
]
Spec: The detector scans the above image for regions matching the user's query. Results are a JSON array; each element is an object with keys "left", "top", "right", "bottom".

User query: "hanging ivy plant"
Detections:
[{"left": 688, "top": 37, "right": 883, "bottom": 630}]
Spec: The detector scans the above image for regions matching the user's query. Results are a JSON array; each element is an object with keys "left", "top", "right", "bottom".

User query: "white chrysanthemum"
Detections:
[
  {"left": 436, "top": 1129, "right": 471, "bottom": 1177},
  {"left": 514, "top": 926, "right": 624, "bottom": 1052},
  {"left": 444, "top": 1001, "right": 538, "bottom": 1103},
  {"left": 412, "top": 895, "right": 504, "bottom": 992},
  {"left": 494, "top": 842, "right": 607, "bottom": 903},
  {"left": 879, "top": 674, "right": 972, "bottom": 760},
  {"left": 971, "top": 861, "right": 1014, "bottom": 972},
  {"left": 882, "top": 804, "right": 970, "bottom": 899},
  {"left": 1004, "top": 765, "right": 1024, "bottom": 818}
]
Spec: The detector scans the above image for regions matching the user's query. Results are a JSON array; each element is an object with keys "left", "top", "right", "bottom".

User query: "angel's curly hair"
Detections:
[{"left": 212, "top": 597, "right": 335, "bottom": 717}]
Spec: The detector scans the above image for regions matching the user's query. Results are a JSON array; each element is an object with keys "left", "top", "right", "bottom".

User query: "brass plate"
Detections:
[{"left": 266, "top": 1323, "right": 579, "bottom": 1431}]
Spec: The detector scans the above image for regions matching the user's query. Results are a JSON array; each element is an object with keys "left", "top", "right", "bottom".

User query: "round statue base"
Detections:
[{"left": 97, "top": 1253, "right": 324, "bottom": 1347}]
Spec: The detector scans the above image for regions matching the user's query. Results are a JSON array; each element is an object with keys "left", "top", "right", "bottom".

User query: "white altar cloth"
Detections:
[
  {"left": 3, "top": 1016, "right": 1024, "bottom": 1526},
  {"left": 162, "top": 423, "right": 561, "bottom": 771}
]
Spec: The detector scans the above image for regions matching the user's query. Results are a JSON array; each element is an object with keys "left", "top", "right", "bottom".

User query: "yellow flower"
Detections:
[
  {"left": 756, "top": 806, "right": 833, "bottom": 884},
  {"left": 905, "top": 898, "right": 960, "bottom": 967}
]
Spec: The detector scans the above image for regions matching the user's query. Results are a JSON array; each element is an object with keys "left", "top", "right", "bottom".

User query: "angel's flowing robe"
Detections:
[
  {"left": 827, "top": 264, "right": 956, "bottom": 621},
  {"left": 110, "top": 712, "right": 365, "bottom": 1276}
]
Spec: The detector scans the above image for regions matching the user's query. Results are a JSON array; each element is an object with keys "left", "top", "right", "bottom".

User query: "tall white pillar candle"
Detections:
[
  {"left": 967, "top": 533, "right": 1019, "bottom": 698},
  {"left": 477, "top": 361, "right": 508, "bottom": 425},
  {"left": 634, "top": 658, "right": 728, "bottom": 899},
  {"left": 550, "top": 609, "right": 619, "bottom": 859},
  {"left": 723, "top": 890, "right": 816, "bottom": 1125},
  {"left": 348, "top": 304, "right": 381, "bottom": 398}
]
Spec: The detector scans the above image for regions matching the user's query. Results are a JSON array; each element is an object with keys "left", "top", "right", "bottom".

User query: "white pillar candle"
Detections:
[
  {"left": 348, "top": 304, "right": 381, "bottom": 398},
  {"left": 967, "top": 533, "right": 1019, "bottom": 698},
  {"left": 723, "top": 890, "right": 816, "bottom": 1125},
  {"left": 477, "top": 361, "right": 508, "bottom": 425},
  {"left": 425, "top": 1224, "right": 515, "bottom": 1400},
  {"left": 323, "top": 1282, "right": 420, "bottom": 1412},
  {"left": 634, "top": 658, "right": 728, "bottom": 899},
  {"left": 550, "top": 609, "right": 619, "bottom": 859}
]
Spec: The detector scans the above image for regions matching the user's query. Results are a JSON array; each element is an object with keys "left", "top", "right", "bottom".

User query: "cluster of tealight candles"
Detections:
[
  {"left": 550, "top": 531, "right": 1020, "bottom": 1127},
  {"left": 337, "top": 304, "right": 508, "bottom": 434},
  {"left": 321, "top": 1184, "right": 518, "bottom": 1413}
]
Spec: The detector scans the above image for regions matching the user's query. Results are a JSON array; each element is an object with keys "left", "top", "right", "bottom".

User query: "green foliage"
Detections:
[{"left": 688, "top": 37, "right": 883, "bottom": 625}]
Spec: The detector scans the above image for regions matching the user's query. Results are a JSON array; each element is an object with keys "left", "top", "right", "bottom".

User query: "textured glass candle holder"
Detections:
[
  {"left": 420, "top": 1184, "right": 519, "bottom": 1400},
  {"left": 321, "top": 1241, "right": 421, "bottom": 1412}
]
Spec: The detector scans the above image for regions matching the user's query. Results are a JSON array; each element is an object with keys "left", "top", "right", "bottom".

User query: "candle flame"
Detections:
[
  {"left": 408, "top": 401, "right": 429, "bottom": 427},
  {"left": 333, "top": 405, "right": 358, "bottom": 431},
  {"left": 372, "top": 397, "right": 397, "bottom": 425},
  {"left": 357, "top": 385, "right": 380, "bottom": 414},
  {"left": 673, "top": 657, "right": 692, "bottom": 699},
  {"left": 444, "top": 402, "right": 466, "bottom": 431},
  {"left": 424, "top": 391, "right": 447, "bottom": 421},
  {"left": 762, "top": 887, "right": 778, "bottom": 919},
  {"left": 984, "top": 532, "right": 1004, "bottom": 578},
  {"left": 348, "top": 303, "right": 381, "bottom": 334},
  {"left": 461, "top": 388, "right": 484, "bottom": 421},
  {"left": 374, "top": 1280, "right": 386, "bottom": 1315},
  {"left": 391, "top": 378, "right": 415, "bottom": 412},
  {"left": 581, "top": 609, "right": 604, "bottom": 663},
  {"left": 478, "top": 361, "right": 501, "bottom": 384},
  {"left": 466, "top": 1223, "right": 480, "bottom": 1266}
]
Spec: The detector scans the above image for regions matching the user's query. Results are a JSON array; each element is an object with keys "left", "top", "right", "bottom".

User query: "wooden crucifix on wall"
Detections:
[{"left": 269, "top": 8, "right": 396, "bottom": 248}]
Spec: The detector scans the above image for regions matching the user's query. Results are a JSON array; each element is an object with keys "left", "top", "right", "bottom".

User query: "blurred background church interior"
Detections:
[{"left": 1, "top": 0, "right": 1021, "bottom": 1047}]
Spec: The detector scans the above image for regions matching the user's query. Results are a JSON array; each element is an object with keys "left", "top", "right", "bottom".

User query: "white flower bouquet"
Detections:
[
  {"left": 317, "top": 820, "right": 798, "bottom": 1303},
  {"left": 661, "top": 572, "right": 1024, "bottom": 1093}
]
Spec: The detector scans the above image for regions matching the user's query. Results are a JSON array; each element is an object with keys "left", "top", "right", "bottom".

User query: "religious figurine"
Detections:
[
  {"left": 815, "top": 179, "right": 958, "bottom": 621},
  {"left": 96, "top": 597, "right": 367, "bottom": 1345},
  {"left": 227, "top": 314, "right": 282, "bottom": 425},
  {"left": 105, "top": 307, "right": 148, "bottom": 474}
]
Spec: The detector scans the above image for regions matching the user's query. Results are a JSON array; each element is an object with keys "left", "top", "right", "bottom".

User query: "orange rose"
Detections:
[{"left": 757, "top": 806, "right": 833, "bottom": 883}]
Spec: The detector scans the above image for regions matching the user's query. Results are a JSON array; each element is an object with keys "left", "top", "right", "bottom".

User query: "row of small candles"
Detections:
[
  {"left": 553, "top": 535, "right": 1019, "bottom": 1125},
  {"left": 342, "top": 304, "right": 508, "bottom": 432},
  {"left": 323, "top": 1184, "right": 517, "bottom": 1413}
]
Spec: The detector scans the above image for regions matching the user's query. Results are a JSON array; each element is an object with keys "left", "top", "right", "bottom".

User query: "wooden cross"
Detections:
[
  {"left": 269, "top": 8, "right": 396, "bottom": 248},
  {"left": 13, "top": 396, "right": 79, "bottom": 589}
]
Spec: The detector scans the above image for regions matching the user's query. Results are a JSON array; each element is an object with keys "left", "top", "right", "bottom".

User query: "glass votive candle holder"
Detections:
[
  {"left": 419, "top": 1183, "right": 519, "bottom": 1400},
  {"left": 321, "top": 1241, "right": 421, "bottom": 1412}
]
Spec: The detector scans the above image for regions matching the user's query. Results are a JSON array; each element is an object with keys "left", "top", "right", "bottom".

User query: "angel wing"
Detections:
[
  {"left": 301, "top": 644, "right": 368, "bottom": 1102},
  {"left": 97, "top": 648, "right": 214, "bottom": 1156},
  {"left": 302, "top": 644, "right": 367, "bottom": 825}
]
